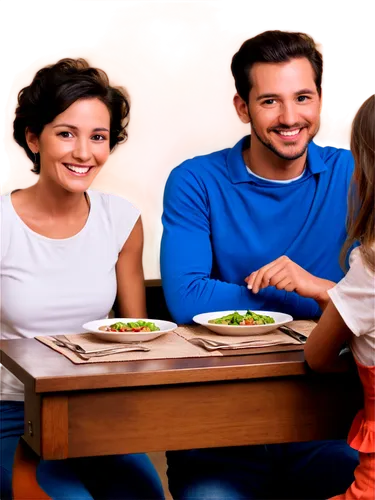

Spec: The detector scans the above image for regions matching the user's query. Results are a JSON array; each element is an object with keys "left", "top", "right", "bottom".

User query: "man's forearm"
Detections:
[
  {"left": 163, "top": 273, "right": 322, "bottom": 323},
  {"left": 163, "top": 277, "right": 262, "bottom": 324}
]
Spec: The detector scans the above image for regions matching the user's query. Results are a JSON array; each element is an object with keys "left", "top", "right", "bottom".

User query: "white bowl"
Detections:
[
  {"left": 193, "top": 310, "right": 293, "bottom": 336},
  {"left": 82, "top": 318, "right": 177, "bottom": 343}
]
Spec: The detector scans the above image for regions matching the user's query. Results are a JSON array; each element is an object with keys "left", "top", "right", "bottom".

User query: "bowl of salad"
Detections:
[
  {"left": 82, "top": 318, "right": 177, "bottom": 342},
  {"left": 192, "top": 310, "right": 293, "bottom": 335}
]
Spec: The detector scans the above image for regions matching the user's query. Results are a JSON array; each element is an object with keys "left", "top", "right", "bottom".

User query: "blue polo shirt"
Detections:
[{"left": 161, "top": 136, "right": 354, "bottom": 324}]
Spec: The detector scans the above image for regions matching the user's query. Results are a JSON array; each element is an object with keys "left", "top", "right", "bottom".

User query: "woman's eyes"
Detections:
[
  {"left": 91, "top": 134, "right": 106, "bottom": 141},
  {"left": 58, "top": 131, "right": 73, "bottom": 138},
  {"left": 57, "top": 131, "right": 107, "bottom": 141}
]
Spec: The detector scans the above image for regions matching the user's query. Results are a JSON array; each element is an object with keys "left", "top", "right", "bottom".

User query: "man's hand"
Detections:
[{"left": 244, "top": 256, "right": 335, "bottom": 309}]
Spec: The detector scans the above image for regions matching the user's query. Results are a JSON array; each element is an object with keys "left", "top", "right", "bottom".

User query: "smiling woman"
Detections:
[
  {"left": 13, "top": 58, "right": 129, "bottom": 175},
  {"left": 0, "top": 59, "right": 165, "bottom": 500},
  {"left": 26, "top": 98, "right": 111, "bottom": 192}
]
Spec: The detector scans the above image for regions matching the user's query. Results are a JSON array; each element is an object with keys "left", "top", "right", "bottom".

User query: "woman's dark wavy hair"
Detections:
[
  {"left": 231, "top": 30, "right": 323, "bottom": 102},
  {"left": 13, "top": 58, "right": 130, "bottom": 174}
]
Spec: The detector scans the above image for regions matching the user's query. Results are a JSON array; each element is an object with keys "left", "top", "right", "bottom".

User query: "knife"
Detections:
[{"left": 279, "top": 326, "right": 308, "bottom": 344}]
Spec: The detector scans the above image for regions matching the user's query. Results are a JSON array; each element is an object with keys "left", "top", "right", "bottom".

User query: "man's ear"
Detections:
[
  {"left": 233, "top": 93, "right": 250, "bottom": 124},
  {"left": 25, "top": 128, "right": 39, "bottom": 153}
]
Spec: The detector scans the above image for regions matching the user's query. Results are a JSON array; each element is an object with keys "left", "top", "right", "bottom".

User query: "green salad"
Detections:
[
  {"left": 100, "top": 320, "right": 160, "bottom": 333},
  {"left": 208, "top": 310, "right": 275, "bottom": 326}
]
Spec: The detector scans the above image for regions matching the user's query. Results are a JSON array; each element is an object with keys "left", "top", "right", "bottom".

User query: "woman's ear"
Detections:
[{"left": 25, "top": 128, "right": 39, "bottom": 153}]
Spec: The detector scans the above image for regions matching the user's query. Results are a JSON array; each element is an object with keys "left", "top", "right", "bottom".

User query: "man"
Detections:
[{"left": 160, "top": 31, "right": 358, "bottom": 499}]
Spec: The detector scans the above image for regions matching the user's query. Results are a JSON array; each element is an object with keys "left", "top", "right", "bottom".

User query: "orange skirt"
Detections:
[{"left": 330, "top": 452, "right": 375, "bottom": 500}]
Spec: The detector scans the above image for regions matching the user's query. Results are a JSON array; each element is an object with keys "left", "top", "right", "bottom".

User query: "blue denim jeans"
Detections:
[
  {"left": 166, "top": 441, "right": 359, "bottom": 500},
  {"left": 0, "top": 401, "right": 165, "bottom": 500}
]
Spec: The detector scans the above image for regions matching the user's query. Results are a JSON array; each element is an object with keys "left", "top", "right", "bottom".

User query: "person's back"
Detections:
[{"left": 161, "top": 30, "right": 358, "bottom": 500}]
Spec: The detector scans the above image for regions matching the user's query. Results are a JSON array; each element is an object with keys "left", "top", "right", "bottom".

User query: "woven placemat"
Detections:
[
  {"left": 36, "top": 330, "right": 218, "bottom": 364},
  {"left": 36, "top": 320, "right": 316, "bottom": 365}
]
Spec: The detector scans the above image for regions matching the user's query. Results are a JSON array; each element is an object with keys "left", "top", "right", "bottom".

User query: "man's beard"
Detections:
[{"left": 250, "top": 119, "right": 319, "bottom": 161}]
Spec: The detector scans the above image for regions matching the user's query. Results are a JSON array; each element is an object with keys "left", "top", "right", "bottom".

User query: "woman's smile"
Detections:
[{"left": 63, "top": 163, "right": 95, "bottom": 176}]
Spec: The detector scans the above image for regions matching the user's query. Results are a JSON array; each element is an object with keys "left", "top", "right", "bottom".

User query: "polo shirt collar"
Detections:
[{"left": 227, "top": 135, "right": 327, "bottom": 184}]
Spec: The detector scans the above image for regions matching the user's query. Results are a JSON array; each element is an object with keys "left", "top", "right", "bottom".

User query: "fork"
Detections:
[
  {"left": 189, "top": 337, "right": 272, "bottom": 347},
  {"left": 55, "top": 336, "right": 149, "bottom": 353},
  {"left": 189, "top": 338, "right": 278, "bottom": 350},
  {"left": 52, "top": 338, "right": 150, "bottom": 356}
]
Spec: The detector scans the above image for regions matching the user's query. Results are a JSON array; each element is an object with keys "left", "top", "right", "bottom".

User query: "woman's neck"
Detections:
[{"left": 29, "top": 178, "right": 89, "bottom": 218}]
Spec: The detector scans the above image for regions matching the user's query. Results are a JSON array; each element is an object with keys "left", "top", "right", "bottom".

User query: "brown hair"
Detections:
[
  {"left": 231, "top": 30, "right": 323, "bottom": 102},
  {"left": 13, "top": 58, "right": 130, "bottom": 174},
  {"left": 341, "top": 95, "right": 375, "bottom": 272}
]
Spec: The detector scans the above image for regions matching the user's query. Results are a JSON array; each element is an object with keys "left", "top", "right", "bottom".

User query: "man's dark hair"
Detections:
[{"left": 231, "top": 30, "right": 323, "bottom": 102}]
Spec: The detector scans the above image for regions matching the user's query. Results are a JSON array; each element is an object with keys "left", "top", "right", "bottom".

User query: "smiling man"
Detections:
[
  {"left": 237, "top": 57, "right": 322, "bottom": 175},
  {"left": 161, "top": 31, "right": 358, "bottom": 500}
]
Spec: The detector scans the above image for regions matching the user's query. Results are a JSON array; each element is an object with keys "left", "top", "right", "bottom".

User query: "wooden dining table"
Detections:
[{"left": 0, "top": 337, "right": 362, "bottom": 497}]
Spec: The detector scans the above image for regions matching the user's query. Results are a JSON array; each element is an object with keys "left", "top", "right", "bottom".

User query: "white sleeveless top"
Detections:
[
  {"left": 328, "top": 246, "right": 375, "bottom": 366},
  {"left": 0, "top": 190, "right": 140, "bottom": 400}
]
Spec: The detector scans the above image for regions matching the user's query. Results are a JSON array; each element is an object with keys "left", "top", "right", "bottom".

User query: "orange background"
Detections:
[{"left": 2, "top": 1, "right": 350, "bottom": 280}]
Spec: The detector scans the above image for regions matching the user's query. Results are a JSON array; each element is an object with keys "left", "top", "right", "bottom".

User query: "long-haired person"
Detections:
[
  {"left": 248, "top": 95, "right": 374, "bottom": 499},
  {"left": 304, "top": 95, "right": 375, "bottom": 500}
]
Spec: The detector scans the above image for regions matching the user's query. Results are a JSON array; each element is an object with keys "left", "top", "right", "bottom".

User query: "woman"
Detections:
[{"left": 0, "top": 58, "right": 165, "bottom": 499}]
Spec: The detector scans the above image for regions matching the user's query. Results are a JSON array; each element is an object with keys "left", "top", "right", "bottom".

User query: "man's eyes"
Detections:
[
  {"left": 261, "top": 95, "right": 310, "bottom": 105},
  {"left": 297, "top": 95, "right": 310, "bottom": 102},
  {"left": 263, "top": 99, "right": 277, "bottom": 105}
]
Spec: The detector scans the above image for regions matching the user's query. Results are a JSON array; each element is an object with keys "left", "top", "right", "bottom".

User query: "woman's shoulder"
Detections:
[
  {"left": 1, "top": 192, "right": 12, "bottom": 206},
  {"left": 0, "top": 193, "right": 14, "bottom": 260},
  {"left": 1, "top": 193, "right": 15, "bottom": 230},
  {"left": 88, "top": 189, "right": 140, "bottom": 216},
  {"left": 87, "top": 190, "right": 140, "bottom": 247},
  {"left": 87, "top": 190, "right": 140, "bottom": 252}
]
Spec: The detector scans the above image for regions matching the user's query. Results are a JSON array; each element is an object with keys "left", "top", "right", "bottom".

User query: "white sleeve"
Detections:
[
  {"left": 108, "top": 194, "right": 141, "bottom": 253},
  {"left": 0, "top": 195, "right": 11, "bottom": 264},
  {"left": 0, "top": 198, "right": 3, "bottom": 264},
  {"left": 328, "top": 248, "right": 375, "bottom": 337}
]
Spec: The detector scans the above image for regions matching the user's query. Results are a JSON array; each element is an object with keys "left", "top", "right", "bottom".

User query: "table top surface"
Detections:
[{"left": 0, "top": 337, "right": 312, "bottom": 393}]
